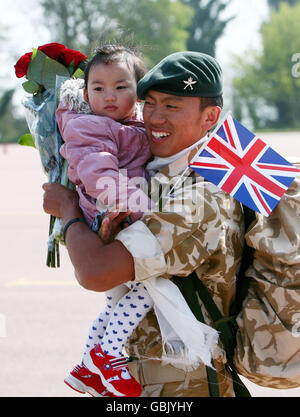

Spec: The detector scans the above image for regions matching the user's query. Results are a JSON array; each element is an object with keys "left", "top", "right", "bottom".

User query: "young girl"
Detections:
[{"left": 56, "top": 44, "right": 154, "bottom": 397}]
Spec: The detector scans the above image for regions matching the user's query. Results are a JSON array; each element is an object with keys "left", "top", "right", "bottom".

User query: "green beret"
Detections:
[{"left": 137, "top": 51, "right": 223, "bottom": 100}]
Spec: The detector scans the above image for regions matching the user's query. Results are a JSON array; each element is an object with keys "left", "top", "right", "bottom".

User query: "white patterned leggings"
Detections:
[{"left": 83, "top": 282, "right": 154, "bottom": 359}]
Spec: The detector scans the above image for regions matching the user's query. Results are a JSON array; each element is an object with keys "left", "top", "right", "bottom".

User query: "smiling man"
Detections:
[
  {"left": 43, "top": 52, "right": 244, "bottom": 396},
  {"left": 139, "top": 52, "right": 223, "bottom": 159},
  {"left": 43, "top": 50, "right": 300, "bottom": 397},
  {"left": 43, "top": 51, "right": 244, "bottom": 396},
  {"left": 143, "top": 91, "right": 214, "bottom": 157}
]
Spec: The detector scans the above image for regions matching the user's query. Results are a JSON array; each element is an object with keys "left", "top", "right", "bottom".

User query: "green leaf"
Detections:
[
  {"left": 42, "top": 56, "right": 70, "bottom": 90},
  {"left": 18, "top": 134, "right": 36, "bottom": 148},
  {"left": 22, "top": 80, "right": 41, "bottom": 94},
  {"left": 73, "top": 68, "right": 84, "bottom": 79},
  {"left": 26, "top": 49, "right": 70, "bottom": 91},
  {"left": 26, "top": 49, "right": 46, "bottom": 85}
]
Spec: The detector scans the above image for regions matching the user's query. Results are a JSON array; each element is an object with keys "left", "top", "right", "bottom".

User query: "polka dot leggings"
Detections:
[{"left": 83, "top": 282, "right": 153, "bottom": 358}]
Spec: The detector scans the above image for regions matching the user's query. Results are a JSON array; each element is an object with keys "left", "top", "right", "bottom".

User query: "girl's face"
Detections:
[{"left": 84, "top": 61, "right": 138, "bottom": 121}]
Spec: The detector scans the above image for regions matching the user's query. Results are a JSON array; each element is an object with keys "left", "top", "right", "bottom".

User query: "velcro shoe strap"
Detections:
[{"left": 110, "top": 357, "right": 128, "bottom": 370}]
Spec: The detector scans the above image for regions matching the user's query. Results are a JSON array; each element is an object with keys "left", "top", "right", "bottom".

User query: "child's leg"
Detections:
[
  {"left": 100, "top": 282, "right": 153, "bottom": 357},
  {"left": 83, "top": 285, "right": 129, "bottom": 357}
]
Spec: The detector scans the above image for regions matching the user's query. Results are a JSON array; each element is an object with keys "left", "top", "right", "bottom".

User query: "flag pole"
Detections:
[{"left": 168, "top": 166, "right": 190, "bottom": 197}]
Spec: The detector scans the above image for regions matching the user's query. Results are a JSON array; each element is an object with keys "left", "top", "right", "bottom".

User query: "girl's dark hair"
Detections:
[{"left": 84, "top": 44, "right": 147, "bottom": 88}]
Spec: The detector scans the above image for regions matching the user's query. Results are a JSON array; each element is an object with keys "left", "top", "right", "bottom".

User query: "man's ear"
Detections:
[
  {"left": 201, "top": 106, "right": 221, "bottom": 131},
  {"left": 83, "top": 87, "right": 89, "bottom": 103}
]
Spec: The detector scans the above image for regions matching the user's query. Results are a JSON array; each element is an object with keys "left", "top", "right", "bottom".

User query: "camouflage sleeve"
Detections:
[{"left": 234, "top": 167, "right": 300, "bottom": 388}]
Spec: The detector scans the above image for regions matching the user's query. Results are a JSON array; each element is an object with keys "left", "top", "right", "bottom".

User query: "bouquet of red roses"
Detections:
[{"left": 15, "top": 43, "right": 87, "bottom": 267}]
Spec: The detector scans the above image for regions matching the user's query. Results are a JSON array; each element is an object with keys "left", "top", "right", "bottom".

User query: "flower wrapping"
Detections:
[{"left": 15, "top": 43, "right": 87, "bottom": 267}]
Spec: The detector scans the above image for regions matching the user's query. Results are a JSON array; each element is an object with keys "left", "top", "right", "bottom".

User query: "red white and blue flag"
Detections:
[{"left": 189, "top": 113, "right": 299, "bottom": 216}]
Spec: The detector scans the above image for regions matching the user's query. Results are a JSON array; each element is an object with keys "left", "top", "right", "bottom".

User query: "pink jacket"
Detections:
[{"left": 56, "top": 100, "right": 152, "bottom": 226}]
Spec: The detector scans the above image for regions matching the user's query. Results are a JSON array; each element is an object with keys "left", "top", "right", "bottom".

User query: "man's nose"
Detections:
[{"left": 149, "top": 108, "right": 166, "bottom": 125}]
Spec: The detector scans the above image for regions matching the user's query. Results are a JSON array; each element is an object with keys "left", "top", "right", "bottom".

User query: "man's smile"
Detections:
[{"left": 150, "top": 130, "right": 171, "bottom": 143}]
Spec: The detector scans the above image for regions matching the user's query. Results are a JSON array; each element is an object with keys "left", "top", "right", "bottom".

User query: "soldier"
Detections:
[{"left": 43, "top": 51, "right": 300, "bottom": 396}]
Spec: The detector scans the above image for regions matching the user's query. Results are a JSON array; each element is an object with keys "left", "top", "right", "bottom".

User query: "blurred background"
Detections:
[
  {"left": 2, "top": 0, "right": 300, "bottom": 140},
  {"left": 0, "top": 0, "right": 300, "bottom": 397}
]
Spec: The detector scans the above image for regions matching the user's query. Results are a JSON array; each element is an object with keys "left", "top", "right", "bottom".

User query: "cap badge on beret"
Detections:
[{"left": 183, "top": 77, "right": 197, "bottom": 91}]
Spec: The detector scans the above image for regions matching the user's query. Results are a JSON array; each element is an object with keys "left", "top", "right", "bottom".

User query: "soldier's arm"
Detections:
[{"left": 42, "top": 182, "right": 135, "bottom": 291}]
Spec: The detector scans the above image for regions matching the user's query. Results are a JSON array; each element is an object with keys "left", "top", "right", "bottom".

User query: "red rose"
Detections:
[
  {"left": 60, "top": 47, "right": 87, "bottom": 67},
  {"left": 14, "top": 43, "right": 87, "bottom": 79},
  {"left": 38, "top": 43, "right": 66, "bottom": 62},
  {"left": 38, "top": 43, "right": 87, "bottom": 68},
  {"left": 14, "top": 52, "right": 33, "bottom": 78}
]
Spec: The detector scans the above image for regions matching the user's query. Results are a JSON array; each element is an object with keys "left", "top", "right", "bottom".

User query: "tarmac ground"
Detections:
[{"left": 0, "top": 131, "right": 300, "bottom": 397}]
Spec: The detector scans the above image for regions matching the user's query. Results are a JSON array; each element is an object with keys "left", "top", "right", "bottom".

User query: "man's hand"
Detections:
[
  {"left": 42, "top": 183, "right": 135, "bottom": 290},
  {"left": 42, "top": 182, "right": 80, "bottom": 219},
  {"left": 100, "top": 210, "right": 132, "bottom": 243}
]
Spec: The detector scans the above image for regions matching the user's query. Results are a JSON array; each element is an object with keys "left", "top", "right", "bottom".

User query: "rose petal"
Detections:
[{"left": 14, "top": 52, "right": 33, "bottom": 78}]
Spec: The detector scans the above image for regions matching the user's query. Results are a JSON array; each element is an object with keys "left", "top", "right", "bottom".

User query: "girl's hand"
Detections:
[{"left": 100, "top": 209, "right": 132, "bottom": 243}]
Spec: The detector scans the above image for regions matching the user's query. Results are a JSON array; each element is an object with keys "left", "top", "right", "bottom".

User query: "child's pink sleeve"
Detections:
[
  {"left": 56, "top": 107, "right": 153, "bottom": 216},
  {"left": 58, "top": 112, "right": 120, "bottom": 196}
]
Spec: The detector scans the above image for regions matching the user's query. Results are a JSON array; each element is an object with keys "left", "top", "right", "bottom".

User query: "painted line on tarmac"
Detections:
[
  {"left": 0, "top": 211, "right": 43, "bottom": 216},
  {"left": 4, "top": 279, "right": 77, "bottom": 287}
]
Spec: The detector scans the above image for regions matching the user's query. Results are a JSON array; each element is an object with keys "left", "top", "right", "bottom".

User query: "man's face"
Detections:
[{"left": 143, "top": 90, "right": 210, "bottom": 157}]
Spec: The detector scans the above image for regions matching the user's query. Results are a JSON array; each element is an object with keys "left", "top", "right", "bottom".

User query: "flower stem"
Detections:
[
  {"left": 56, "top": 241, "right": 60, "bottom": 268},
  {"left": 46, "top": 159, "right": 72, "bottom": 268},
  {"left": 46, "top": 215, "right": 56, "bottom": 267}
]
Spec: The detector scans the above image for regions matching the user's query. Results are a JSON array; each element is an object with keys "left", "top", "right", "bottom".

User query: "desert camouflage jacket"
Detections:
[
  {"left": 116, "top": 148, "right": 300, "bottom": 394},
  {"left": 234, "top": 160, "right": 300, "bottom": 389}
]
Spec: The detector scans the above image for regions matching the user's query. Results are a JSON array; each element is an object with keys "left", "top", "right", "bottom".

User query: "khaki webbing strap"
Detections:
[
  {"left": 173, "top": 276, "right": 220, "bottom": 397},
  {"left": 189, "top": 272, "right": 251, "bottom": 397},
  {"left": 191, "top": 273, "right": 237, "bottom": 361}
]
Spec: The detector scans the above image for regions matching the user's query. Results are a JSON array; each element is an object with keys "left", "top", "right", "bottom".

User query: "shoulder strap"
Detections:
[
  {"left": 230, "top": 204, "right": 256, "bottom": 317},
  {"left": 173, "top": 205, "right": 256, "bottom": 397},
  {"left": 191, "top": 272, "right": 251, "bottom": 397},
  {"left": 174, "top": 272, "right": 251, "bottom": 397},
  {"left": 174, "top": 276, "right": 220, "bottom": 397}
]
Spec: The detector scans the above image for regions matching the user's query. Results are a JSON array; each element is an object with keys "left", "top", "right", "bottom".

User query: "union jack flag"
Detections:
[{"left": 189, "top": 113, "right": 299, "bottom": 216}]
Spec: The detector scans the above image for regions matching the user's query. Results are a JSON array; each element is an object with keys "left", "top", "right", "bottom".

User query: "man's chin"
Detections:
[
  {"left": 150, "top": 145, "right": 173, "bottom": 158},
  {"left": 149, "top": 136, "right": 173, "bottom": 157}
]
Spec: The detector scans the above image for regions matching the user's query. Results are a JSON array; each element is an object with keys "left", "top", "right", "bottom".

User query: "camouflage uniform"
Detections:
[
  {"left": 117, "top": 149, "right": 300, "bottom": 396},
  {"left": 116, "top": 144, "right": 243, "bottom": 397},
  {"left": 234, "top": 160, "right": 300, "bottom": 389}
]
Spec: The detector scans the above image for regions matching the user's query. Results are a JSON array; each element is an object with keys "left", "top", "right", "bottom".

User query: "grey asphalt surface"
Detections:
[{"left": 1, "top": 131, "right": 300, "bottom": 397}]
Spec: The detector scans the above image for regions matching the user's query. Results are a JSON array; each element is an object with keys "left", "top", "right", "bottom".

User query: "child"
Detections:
[{"left": 56, "top": 44, "right": 154, "bottom": 397}]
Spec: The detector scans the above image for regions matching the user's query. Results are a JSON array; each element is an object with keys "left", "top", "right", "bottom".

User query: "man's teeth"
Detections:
[{"left": 152, "top": 131, "right": 170, "bottom": 139}]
